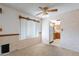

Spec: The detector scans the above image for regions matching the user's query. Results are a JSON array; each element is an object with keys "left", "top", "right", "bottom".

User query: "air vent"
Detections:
[
  {"left": 1, "top": 44, "right": 9, "bottom": 54},
  {"left": 0, "top": 8, "right": 2, "bottom": 14}
]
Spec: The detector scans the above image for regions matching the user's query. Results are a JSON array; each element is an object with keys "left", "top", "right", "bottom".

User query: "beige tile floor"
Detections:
[{"left": 6, "top": 43, "right": 79, "bottom": 56}]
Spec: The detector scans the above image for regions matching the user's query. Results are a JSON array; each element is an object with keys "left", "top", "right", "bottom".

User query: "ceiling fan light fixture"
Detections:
[
  {"left": 36, "top": 12, "right": 50, "bottom": 18},
  {"left": 42, "top": 14, "right": 49, "bottom": 18}
]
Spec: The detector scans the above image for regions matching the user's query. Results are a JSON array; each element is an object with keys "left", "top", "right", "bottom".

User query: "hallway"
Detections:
[{"left": 6, "top": 43, "right": 79, "bottom": 56}]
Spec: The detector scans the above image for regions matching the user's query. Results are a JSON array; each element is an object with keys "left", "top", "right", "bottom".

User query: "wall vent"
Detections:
[
  {"left": 0, "top": 8, "right": 2, "bottom": 14},
  {"left": 1, "top": 44, "right": 9, "bottom": 54}
]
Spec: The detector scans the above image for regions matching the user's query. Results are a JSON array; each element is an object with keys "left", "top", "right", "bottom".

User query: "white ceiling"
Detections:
[
  {"left": 2, "top": 3, "right": 79, "bottom": 18},
  {"left": 1, "top": 3, "right": 62, "bottom": 15}
]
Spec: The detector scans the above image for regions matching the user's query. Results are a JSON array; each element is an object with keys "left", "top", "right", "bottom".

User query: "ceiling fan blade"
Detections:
[
  {"left": 39, "top": 6, "right": 49, "bottom": 11},
  {"left": 39, "top": 7, "right": 44, "bottom": 10},
  {"left": 36, "top": 11, "right": 43, "bottom": 16},
  {"left": 47, "top": 9, "right": 58, "bottom": 12}
]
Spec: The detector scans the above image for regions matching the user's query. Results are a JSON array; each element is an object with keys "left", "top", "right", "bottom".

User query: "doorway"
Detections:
[{"left": 49, "top": 20, "right": 61, "bottom": 46}]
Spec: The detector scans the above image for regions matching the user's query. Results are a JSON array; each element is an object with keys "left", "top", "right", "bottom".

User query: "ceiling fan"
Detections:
[{"left": 36, "top": 6, "right": 58, "bottom": 16}]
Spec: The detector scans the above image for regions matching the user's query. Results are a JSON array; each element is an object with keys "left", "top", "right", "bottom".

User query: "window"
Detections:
[{"left": 20, "top": 19, "right": 40, "bottom": 40}]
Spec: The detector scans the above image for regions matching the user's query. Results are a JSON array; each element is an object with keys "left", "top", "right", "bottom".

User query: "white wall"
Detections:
[
  {"left": 42, "top": 18, "right": 49, "bottom": 44},
  {"left": 0, "top": 4, "right": 20, "bottom": 54},
  {"left": 49, "top": 24, "right": 54, "bottom": 42},
  {"left": 53, "top": 9, "right": 79, "bottom": 52},
  {"left": 0, "top": 4, "right": 41, "bottom": 55},
  {"left": 0, "top": 5, "right": 20, "bottom": 35}
]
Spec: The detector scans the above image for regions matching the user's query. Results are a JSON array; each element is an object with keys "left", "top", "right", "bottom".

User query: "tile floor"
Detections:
[{"left": 6, "top": 43, "right": 79, "bottom": 56}]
